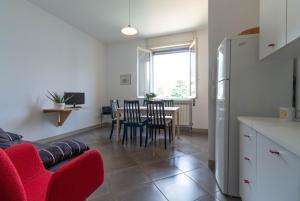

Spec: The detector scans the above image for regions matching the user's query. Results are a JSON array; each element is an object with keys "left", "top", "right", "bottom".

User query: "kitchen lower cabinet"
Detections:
[
  {"left": 239, "top": 124, "right": 257, "bottom": 201},
  {"left": 257, "top": 134, "right": 300, "bottom": 201},
  {"left": 239, "top": 122, "right": 300, "bottom": 201}
]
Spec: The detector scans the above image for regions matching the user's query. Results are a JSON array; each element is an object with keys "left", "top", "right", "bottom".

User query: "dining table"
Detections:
[{"left": 115, "top": 106, "right": 180, "bottom": 142}]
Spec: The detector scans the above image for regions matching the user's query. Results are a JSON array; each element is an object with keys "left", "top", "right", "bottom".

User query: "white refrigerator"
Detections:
[{"left": 215, "top": 35, "right": 293, "bottom": 197}]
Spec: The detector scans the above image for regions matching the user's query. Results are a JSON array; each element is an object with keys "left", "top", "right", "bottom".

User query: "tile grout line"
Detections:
[
  {"left": 184, "top": 172, "right": 211, "bottom": 194},
  {"left": 63, "top": 127, "right": 213, "bottom": 201},
  {"left": 153, "top": 182, "right": 170, "bottom": 201},
  {"left": 183, "top": 171, "right": 223, "bottom": 200}
]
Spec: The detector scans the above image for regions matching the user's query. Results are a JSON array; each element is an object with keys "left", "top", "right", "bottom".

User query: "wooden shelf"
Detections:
[{"left": 43, "top": 108, "right": 78, "bottom": 126}]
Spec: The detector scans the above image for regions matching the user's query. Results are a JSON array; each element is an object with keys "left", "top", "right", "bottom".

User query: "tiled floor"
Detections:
[{"left": 61, "top": 127, "right": 241, "bottom": 201}]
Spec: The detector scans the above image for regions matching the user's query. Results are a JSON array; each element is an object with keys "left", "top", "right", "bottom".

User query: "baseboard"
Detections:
[
  {"left": 191, "top": 128, "right": 208, "bottom": 134},
  {"left": 179, "top": 126, "right": 192, "bottom": 132},
  {"left": 101, "top": 122, "right": 111, "bottom": 127},
  {"left": 36, "top": 124, "right": 101, "bottom": 144},
  {"left": 208, "top": 160, "right": 215, "bottom": 172},
  {"left": 179, "top": 127, "right": 208, "bottom": 134}
]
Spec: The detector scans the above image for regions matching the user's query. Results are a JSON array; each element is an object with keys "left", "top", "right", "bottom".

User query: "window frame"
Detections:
[
  {"left": 137, "top": 47, "right": 153, "bottom": 98},
  {"left": 137, "top": 40, "right": 197, "bottom": 99},
  {"left": 189, "top": 40, "right": 197, "bottom": 99}
]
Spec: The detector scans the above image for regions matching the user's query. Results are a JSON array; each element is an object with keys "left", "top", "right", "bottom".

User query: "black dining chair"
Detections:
[
  {"left": 109, "top": 99, "right": 124, "bottom": 139},
  {"left": 163, "top": 99, "right": 175, "bottom": 107},
  {"left": 145, "top": 100, "right": 172, "bottom": 149},
  {"left": 143, "top": 99, "right": 149, "bottom": 106},
  {"left": 163, "top": 99, "right": 175, "bottom": 134},
  {"left": 122, "top": 100, "right": 147, "bottom": 146}
]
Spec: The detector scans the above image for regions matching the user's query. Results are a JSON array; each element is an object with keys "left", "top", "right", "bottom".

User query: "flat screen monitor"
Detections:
[
  {"left": 64, "top": 92, "right": 85, "bottom": 108},
  {"left": 295, "top": 59, "right": 300, "bottom": 118}
]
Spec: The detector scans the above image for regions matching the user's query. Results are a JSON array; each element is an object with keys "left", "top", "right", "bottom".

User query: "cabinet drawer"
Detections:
[
  {"left": 257, "top": 134, "right": 300, "bottom": 201},
  {"left": 240, "top": 152, "right": 256, "bottom": 181},
  {"left": 240, "top": 159, "right": 256, "bottom": 201},
  {"left": 240, "top": 124, "right": 257, "bottom": 159},
  {"left": 239, "top": 124, "right": 257, "bottom": 201},
  {"left": 240, "top": 170, "right": 256, "bottom": 201}
]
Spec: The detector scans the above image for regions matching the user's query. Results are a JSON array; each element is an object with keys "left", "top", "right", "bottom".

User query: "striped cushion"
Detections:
[
  {"left": 0, "top": 129, "right": 23, "bottom": 142},
  {"left": 39, "top": 140, "right": 89, "bottom": 168}
]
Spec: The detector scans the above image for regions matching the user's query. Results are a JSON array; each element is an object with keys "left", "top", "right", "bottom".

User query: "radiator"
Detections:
[{"left": 174, "top": 100, "right": 193, "bottom": 128}]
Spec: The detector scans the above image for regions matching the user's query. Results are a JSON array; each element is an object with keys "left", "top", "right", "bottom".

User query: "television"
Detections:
[
  {"left": 295, "top": 58, "right": 300, "bottom": 119},
  {"left": 64, "top": 92, "right": 85, "bottom": 108}
]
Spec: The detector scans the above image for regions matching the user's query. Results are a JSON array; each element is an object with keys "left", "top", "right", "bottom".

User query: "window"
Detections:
[
  {"left": 137, "top": 48, "right": 152, "bottom": 97},
  {"left": 153, "top": 49, "right": 190, "bottom": 98},
  {"left": 137, "top": 41, "right": 197, "bottom": 99}
]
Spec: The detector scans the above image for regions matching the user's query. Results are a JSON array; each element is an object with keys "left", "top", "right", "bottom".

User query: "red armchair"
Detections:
[{"left": 0, "top": 144, "right": 104, "bottom": 201}]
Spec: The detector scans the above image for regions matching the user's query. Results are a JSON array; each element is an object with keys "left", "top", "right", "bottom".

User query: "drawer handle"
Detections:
[
  {"left": 244, "top": 179, "right": 250, "bottom": 184},
  {"left": 243, "top": 134, "right": 251, "bottom": 138},
  {"left": 268, "top": 43, "right": 276, "bottom": 47},
  {"left": 269, "top": 150, "right": 280, "bottom": 155},
  {"left": 244, "top": 156, "right": 251, "bottom": 161}
]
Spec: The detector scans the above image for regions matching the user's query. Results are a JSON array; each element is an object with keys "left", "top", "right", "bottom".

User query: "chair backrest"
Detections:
[
  {"left": 123, "top": 100, "right": 141, "bottom": 124},
  {"left": 163, "top": 99, "right": 174, "bottom": 107},
  {"left": 0, "top": 149, "right": 27, "bottom": 201},
  {"left": 143, "top": 99, "right": 148, "bottom": 106},
  {"left": 110, "top": 99, "right": 119, "bottom": 119},
  {"left": 146, "top": 100, "right": 166, "bottom": 127}
]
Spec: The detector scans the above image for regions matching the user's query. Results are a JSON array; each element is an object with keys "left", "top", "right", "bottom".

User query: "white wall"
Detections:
[
  {"left": 0, "top": 0, "right": 107, "bottom": 141},
  {"left": 193, "top": 28, "right": 209, "bottom": 129},
  {"left": 208, "top": 0, "right": 259, "bottom": 160},
  {"left": 106, "top": 30, "right": 209, "bottom": 129},
  {"left": 146, "top": 32, "right": 195, "bottom": 49},
  {"left": 106, "top": 39, "right": 147, "bottom": 104}
]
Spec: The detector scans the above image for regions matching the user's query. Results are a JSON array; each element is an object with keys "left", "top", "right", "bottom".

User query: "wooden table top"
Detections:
[
  {"left": 117, "top": 106, "right": 180, "bottom": 112},
  {"left": 43, "top": 108, "right": 79, "bottom": 112}
]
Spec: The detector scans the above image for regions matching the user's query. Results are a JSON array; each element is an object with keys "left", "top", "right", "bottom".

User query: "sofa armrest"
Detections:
[
  {"left": 5, "top": 143, "right": 46, "bottom": 183},
  {"left": 46, "top": 150, "right": 104, "bottom": 201}
]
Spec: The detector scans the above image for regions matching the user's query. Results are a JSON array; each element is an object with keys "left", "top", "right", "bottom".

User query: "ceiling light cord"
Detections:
[
  {"left": 129, "top": 0, "right": 131, "bottom": 26},
  {"left": 121, "top": 0, "right": 137, "bottom": 35}
]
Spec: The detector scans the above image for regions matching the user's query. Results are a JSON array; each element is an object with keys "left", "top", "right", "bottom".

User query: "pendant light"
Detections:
[{"left": 121, "top": 0, "right": 138, "bottom": 36}]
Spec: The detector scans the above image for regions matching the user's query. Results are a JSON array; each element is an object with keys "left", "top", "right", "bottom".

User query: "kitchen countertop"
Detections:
[{"left": 238, "top": 116, "right": 300, "bottom": 157}]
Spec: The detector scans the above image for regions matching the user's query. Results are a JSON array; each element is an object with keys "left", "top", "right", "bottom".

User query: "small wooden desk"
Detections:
[
  {"left": 115, "top": 106, "right": 180, "bottom": 142},
  {"left": 43, "top": 108, "right": 78, "bottom": 126}
]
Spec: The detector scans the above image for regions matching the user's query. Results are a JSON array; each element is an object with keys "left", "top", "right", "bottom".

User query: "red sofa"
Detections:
[{"left": 0, "top": 144, "right": 104, "bottom": 201}]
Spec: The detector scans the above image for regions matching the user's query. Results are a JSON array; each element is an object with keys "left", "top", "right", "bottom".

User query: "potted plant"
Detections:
[
  {"left": 145, "top": 92, "right": 157, "bottom": 100},
  {"left": 46, "top": 91, "right": 73, "bottom": 109}
]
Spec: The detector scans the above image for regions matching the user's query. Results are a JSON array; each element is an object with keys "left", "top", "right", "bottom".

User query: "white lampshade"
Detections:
[{"left": 121, "top": 25, "right": 138, "bottom": 36}]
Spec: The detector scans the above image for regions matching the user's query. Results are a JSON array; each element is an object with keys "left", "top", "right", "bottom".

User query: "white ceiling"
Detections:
[{"left": 27, "top": 0, "right": 208, "bottom": 43}]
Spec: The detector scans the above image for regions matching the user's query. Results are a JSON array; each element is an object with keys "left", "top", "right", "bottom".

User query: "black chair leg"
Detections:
[
  {"left": 122, "top": 125, "right": 126, "bottom": 144},
  {"left": 164, "top": 128, "right": 167, "bottom": 149},
  {"left": 151, "top": 128, "right": 154, "bottom": 144},
  {"left": 145, "top": 127, "right": 149, "bottom": 147},
  {"left": 110, "top": 121, "right": 115, "bottom": 139},
  {"left": 140, "top": 127, "right": 143, "bottom": 147},
  {"left": 169, "top": 125, "right": 172, "bottom": 143},
  {"left": 126, "top": 126, "right": 129, "bottom": 143},
  {"left": 133, "top": 128, "right": 137, "bottom": 143},
  {"left": 119, "top": 122, "right": 122, "bottom": 134}
]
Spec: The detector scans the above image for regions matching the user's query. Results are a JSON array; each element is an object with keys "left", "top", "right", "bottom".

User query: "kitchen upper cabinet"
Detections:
[
  {"left": 259, "top": 0, "right": 287, "bottom": 59},
  {"left": 256, "top": 134, "right": 300, "bottom": 201},
  {"left": 287, "top": 0, "right": 300, "bottom": 43}
]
